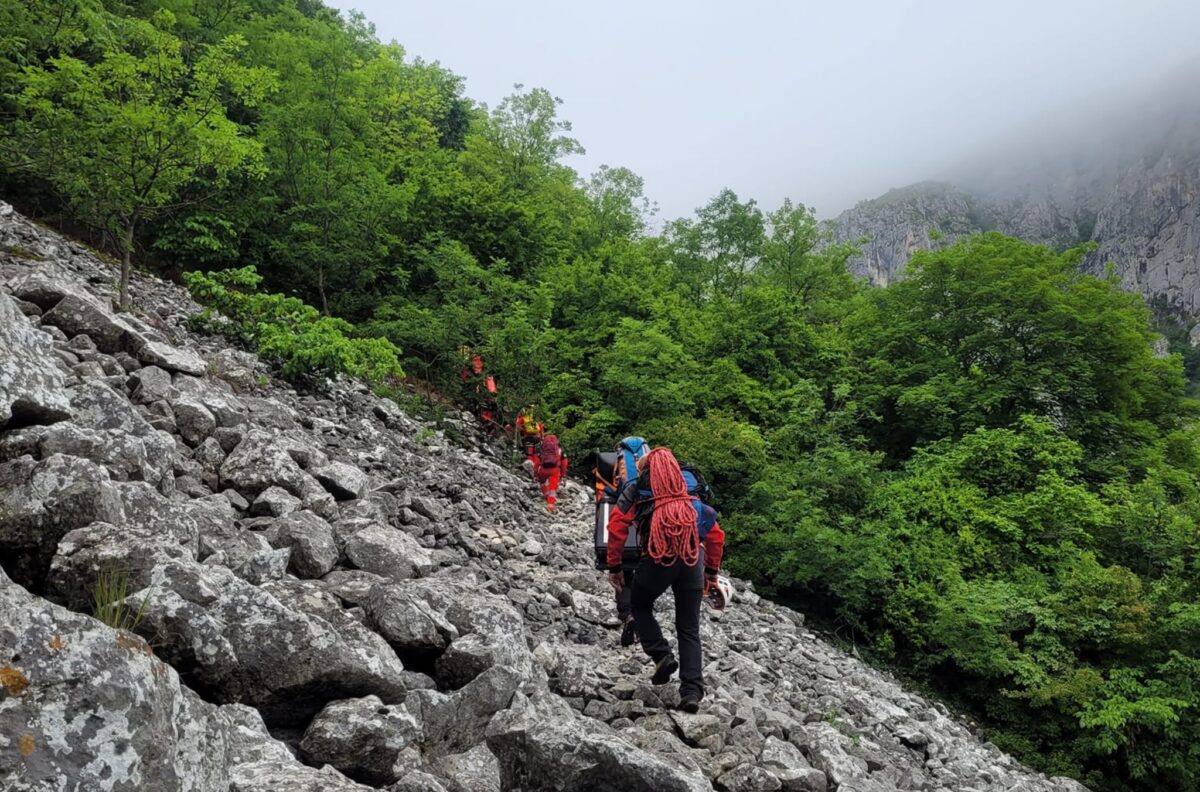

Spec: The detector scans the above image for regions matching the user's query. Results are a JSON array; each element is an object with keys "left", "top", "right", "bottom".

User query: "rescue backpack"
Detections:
[
  {"left": 615, "top": 437, "right": 649, "bottom": 493},
  {"left": 592, "top": 450, "right": 626, "bottom": 568},
  {"left": 539, "top": 434, "right": 561, "bottom": 467}
]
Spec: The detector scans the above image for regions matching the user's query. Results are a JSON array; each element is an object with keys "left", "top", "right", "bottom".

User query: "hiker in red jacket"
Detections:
[
  {"left": 606, "top": 447, "right": 725, "bottom": 713},
  {"left": 535, "top": 433, "right": 567, "bottom": 512}
]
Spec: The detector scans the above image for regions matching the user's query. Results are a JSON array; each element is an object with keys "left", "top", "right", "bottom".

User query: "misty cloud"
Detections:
[{"left": 326, "top": 0, "right": 1200, "bottom": 219}]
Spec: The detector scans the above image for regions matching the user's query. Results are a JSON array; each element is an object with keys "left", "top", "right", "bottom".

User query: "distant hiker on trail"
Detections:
[
  {"left": 606, "top": 447, "right": 724, "bottom": 713},
  {"left": 517, "top": 407, "right": 544, "bottom": 470},
  {"left": 535, "top": 433, "right": 567, "bottom": 512},
  {"left": 593, "top": 437, "right": 651, "bottom": 647},
  {"left": 459, "top": 350, "right": 499, "bottom": 432}
]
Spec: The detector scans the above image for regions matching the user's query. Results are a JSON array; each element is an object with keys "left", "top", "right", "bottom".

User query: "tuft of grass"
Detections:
[{"left": 93, "top": 565, "right": 149, "bottom": 633}]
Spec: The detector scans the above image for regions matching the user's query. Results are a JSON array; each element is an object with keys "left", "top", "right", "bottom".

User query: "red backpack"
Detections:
[{"left": 540, "top": 435, "right": 561, "bottom": 467}]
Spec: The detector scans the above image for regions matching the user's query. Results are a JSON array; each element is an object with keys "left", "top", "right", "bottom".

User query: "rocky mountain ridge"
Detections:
[
  {"left": 832, "top": 78, "right": 1200, "bottom": 312},
  {"left": 0, "top": 201, "right": 1088, "bottom": 792}
]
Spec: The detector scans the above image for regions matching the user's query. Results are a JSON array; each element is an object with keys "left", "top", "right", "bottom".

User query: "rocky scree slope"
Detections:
[{"left": 0, "top": 201, "right": 1089, "bottom": 792}]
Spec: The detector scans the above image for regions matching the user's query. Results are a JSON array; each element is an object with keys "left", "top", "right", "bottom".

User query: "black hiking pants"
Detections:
[
  {"left": 615, "top": 552, "right": 640, "bottom": 621},
  {"left": 631, "top": 556, "right": 704, "bottom": 698}
]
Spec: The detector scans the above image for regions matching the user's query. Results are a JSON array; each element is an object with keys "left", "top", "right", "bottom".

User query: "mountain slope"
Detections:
[{"left": 0, "top": 202, "right": 1089, "bottom": 791}]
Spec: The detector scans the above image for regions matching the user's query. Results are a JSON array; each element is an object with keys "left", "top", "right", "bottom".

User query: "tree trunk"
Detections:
[{"left": 119, "top": 221, "right": 135, "bottom": 311}]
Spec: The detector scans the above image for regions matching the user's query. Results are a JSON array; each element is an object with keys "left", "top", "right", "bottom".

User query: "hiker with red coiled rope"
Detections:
[{"left": 605, "top": 447, "right": 725, "bottom": 712}]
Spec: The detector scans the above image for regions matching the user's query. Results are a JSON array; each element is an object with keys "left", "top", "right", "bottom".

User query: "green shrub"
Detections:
[
  {"left": 93, "top": 566, "right": 148, "bottom": 633},
  {"left": 184, "top": 266, "right": 403, "bottom": 386}
]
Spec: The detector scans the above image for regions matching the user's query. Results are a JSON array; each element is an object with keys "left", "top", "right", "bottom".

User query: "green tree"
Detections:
[{"left": 9, "top": 10, "right": 270, "bottom": 307}]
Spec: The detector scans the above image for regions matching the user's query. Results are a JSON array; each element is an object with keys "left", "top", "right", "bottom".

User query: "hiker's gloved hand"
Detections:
[
  {"left": 704, "top": 569, "right": 719, "bottom": 590},
  {"left": 608, "top": 570, "right": 623, "bottom": 592}
]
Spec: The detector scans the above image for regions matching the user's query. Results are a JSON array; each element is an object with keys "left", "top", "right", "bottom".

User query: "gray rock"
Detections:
[
  {"left": 300, "top": 695, "right": 420, "bottom": 785},
  {"left": 323, "top": 569, "right": 389, "bottom": 607},
  {"left": 138, "top": 339, "right": 208, "bottom": 375},
  {"left": 366, "top": 578, "right": 530, "bottom": 688},
  {"left": 175, "top": 395, "right": 217, "bottom": 446},
  {"left": 486, "top": 694, "right": 712, "bottom": 792},
  {"left": 0, "top": 566, "right": 289, "bottom": 792},
  {"left": 761, "top": 736, "right": 825, "bottom": 792},
  {"left": 134, "top": 560, "right": 409, "bottom": 726},
  {"left": 194, "top": 435, "right": 227, "bottom": 471},
  {"left": 671, "top": 711, "right": 724, "bottom": 745},
  {"left": 718, "top": 764, "right": 783, "bottom": 792},
  {"left": 220, "top": 428, "right": 310, "bottom": 497},
  {"left": 229, "top": 761, "right": 375, "bottom": 792},
  {"left": 39, "top": 292, "right": 147, "bottom": 353},
  {"left": 252, "top": 485, "right": 303, "bottom": 517},
  {"left": 367, "top": 580, "right": 460, "bottom": 652},
  {"left": 0, "top": 454, "right": 124, "bottom": 591},
  {"left": 269, "top": 510, "right": 340, "bottom": 579},
  {"left": 420, "top": 665, "right": 523, "bottom": 755},
  {"left": 792, "top": 723, "right": 869, "bottom": 788},
  {"left": 234, "top": 547, "right": 291, "bottom": 584},
  {"left": 0, "top": 292, "right": 71, "bottom": 428},
  {"left": 345, "top": 523, "right": 434, "bottom": 580},
  {"left": 390, "top": 770, "right": 451, "bottom": 792},
  {"left": 313, "top": 459, "right": 369, "bottom": 500},
  {"left": 39, "top": 421, "right": 175, "bottom": 491},
  {"left": 47, "top": 519, "right": 194, "bottom": 610},
  {"left": 173, "top": 373, "right": 248, "bottom": 427},
  {"left": 433, "top": 744, "right": 502, "bottom": 792}
]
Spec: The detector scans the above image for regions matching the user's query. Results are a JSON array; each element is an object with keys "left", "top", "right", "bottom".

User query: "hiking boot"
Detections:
[
  {"left": 678, "top": 691, "right": 703, "bottom": 713},
  {"left": 651, "top": 655, "right": 679, "bottom": 685},
  {"left": 620, "top": 618, "right": 638, "bottom": 647}
]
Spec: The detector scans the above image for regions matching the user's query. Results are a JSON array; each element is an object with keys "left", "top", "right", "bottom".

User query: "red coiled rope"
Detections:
[{"left": 644, "top": 447, "right": 700, "bottom": 567}]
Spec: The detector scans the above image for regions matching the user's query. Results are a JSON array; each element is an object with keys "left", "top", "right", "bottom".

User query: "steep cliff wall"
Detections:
[{"left": 833, "top": 74, "right": 1200, "bottom": 312}]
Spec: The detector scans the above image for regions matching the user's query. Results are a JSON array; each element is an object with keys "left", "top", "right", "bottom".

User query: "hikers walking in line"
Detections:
[
  {"left": 535, "top": 433, "right": 567, "bottom": 512},
  {"left": 517, "top": 407, "right": 545, "bottom": 470},
  {"left": 459, "top": 349, "right": 498, "bottom": 431},
  {"left": 606, "top": 447, "right": 724, "bottom": 712},
  {"left": 593, "top": 437, "right": 651, "bottom": 646}
]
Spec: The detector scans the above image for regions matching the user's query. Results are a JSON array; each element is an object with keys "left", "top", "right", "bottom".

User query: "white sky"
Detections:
[{"left": 326, "top": 0, "right": 1200, "bottom": 220}]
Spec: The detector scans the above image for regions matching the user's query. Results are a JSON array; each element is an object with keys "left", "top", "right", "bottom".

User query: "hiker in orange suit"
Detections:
[
  {"left": 535, "top": 433, "right": 567, "bottom": 512},
  {"left": 517, "top": 407, "right": 545, "bottom": 468}
]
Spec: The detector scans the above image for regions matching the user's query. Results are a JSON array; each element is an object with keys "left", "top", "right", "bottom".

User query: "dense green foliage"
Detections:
[
  {"left": 2, "top": 2, "right": 1198, "bottom": 788},
  {"left": 184, "top": 265, "right": 403, "bottom": 385}
]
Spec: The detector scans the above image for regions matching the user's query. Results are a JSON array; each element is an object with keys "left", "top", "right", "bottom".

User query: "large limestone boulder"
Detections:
[
  {"left": 366, "top": 577, "right": 530, "bottom": 688},
  {"left": 485, "top": 692, "right": 712, "bottom": 792},
  {"left": 39, "top": 292, "right": 146, "bottom": 354},
  {"left": 265, "top": 510, "right": 340, "bottom": 579},
  {"left": 345, "top": 523, "right": 433, "bottom": 581},
  {"left": 133, "top": 560, "right": 409, "bottom": 726},
  {"left": 0, "top": 292, "right": 70, "bottom": 429},
  {"left": 299, "top": 695, "right": 421, "bottom": 785},
  {"left": 220, "top": 428, "right": 310, "bottom": 498},
  {"left": 138, "top": 339, "right": 208, "bottom": 375},
  {"left": 0, "top": 567, "right": 290, "bottom": 791},
  {"left": 0, "top": 454, "right": 124, "bottom": 591},
  {"left": 229, "top": 761, "right": 374, "bottom": 792}
]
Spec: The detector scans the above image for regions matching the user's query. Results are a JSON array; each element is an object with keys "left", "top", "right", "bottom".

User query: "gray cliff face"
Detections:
[
  {"left": 0, "top": 202, "right": 1089, "bottom": 791},
  {"left": 833, "top": 80, "right": 1200, "bottom": 311}
]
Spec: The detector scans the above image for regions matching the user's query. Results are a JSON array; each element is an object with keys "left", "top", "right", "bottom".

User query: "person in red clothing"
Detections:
[
  {"left": 535, "top": 433, "right": 567, "bottom": 512},
  {"left": 606, "top": 447, "right": 725, "bottom": 712}
]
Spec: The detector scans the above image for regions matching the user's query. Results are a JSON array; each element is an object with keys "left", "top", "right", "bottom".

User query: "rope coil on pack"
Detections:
[{"left": 643, "top": 448, "right": 701, "bottom": 566}]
